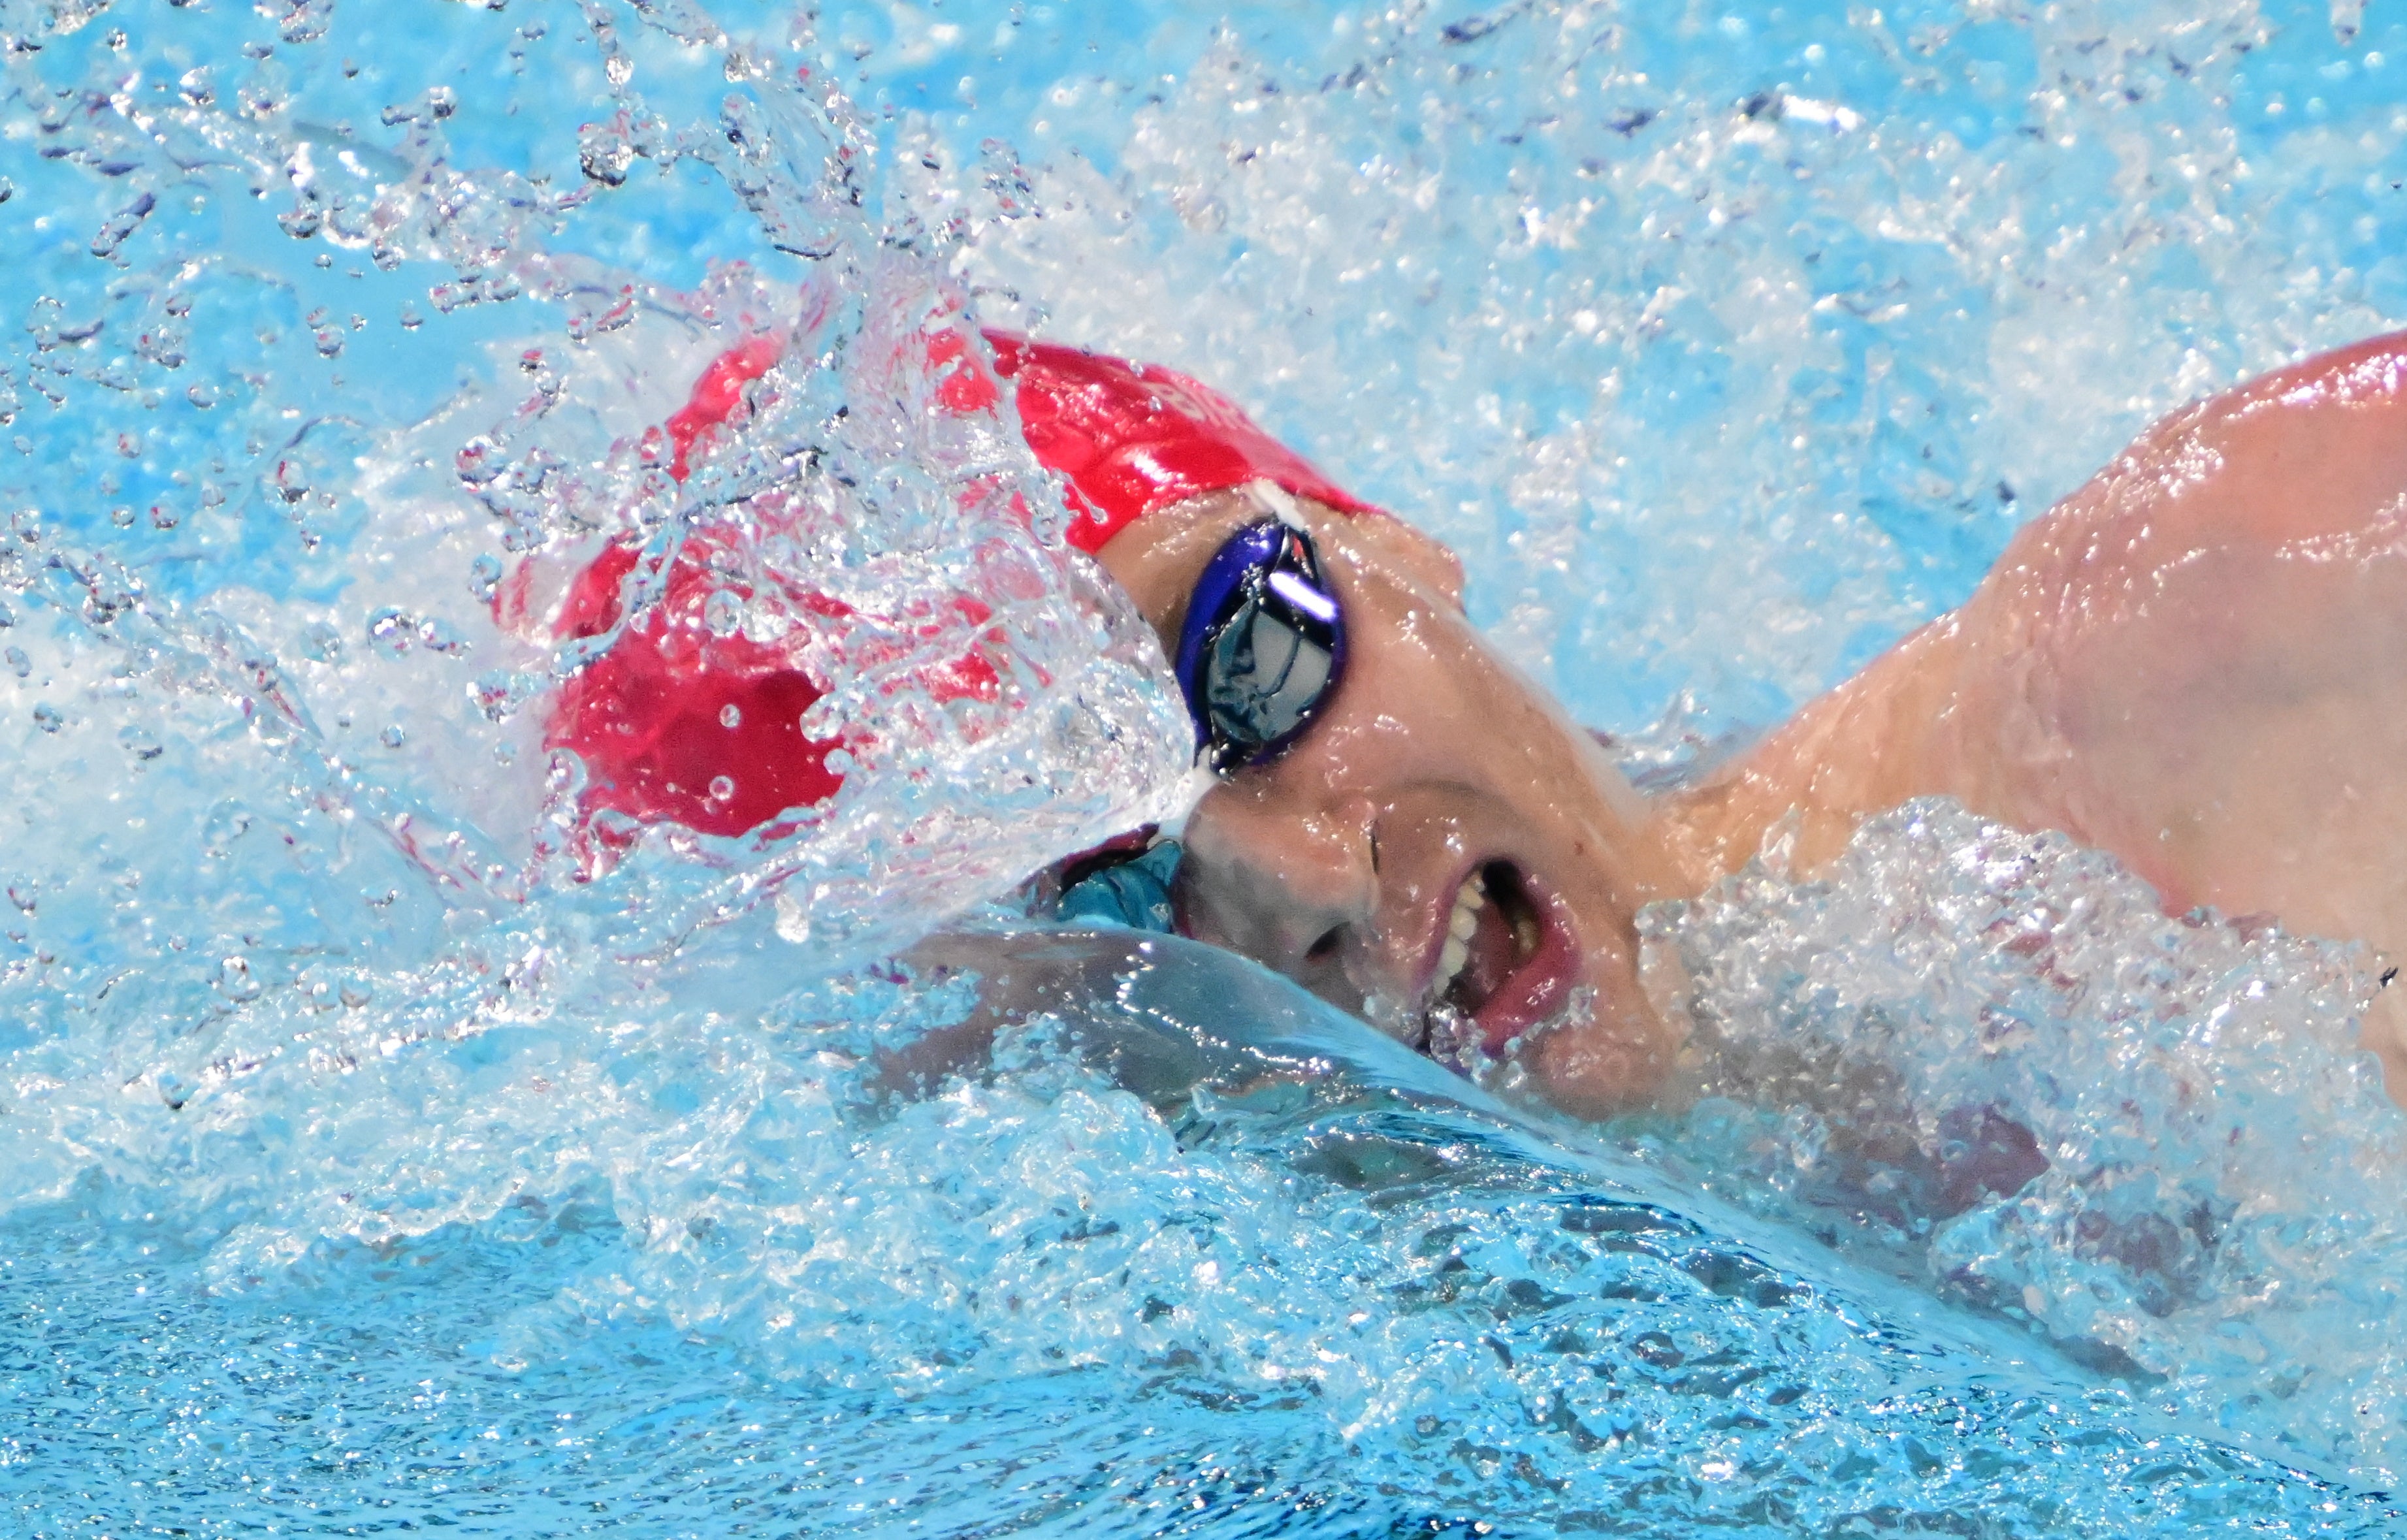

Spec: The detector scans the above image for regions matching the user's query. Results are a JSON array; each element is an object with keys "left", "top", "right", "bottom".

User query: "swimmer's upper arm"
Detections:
[
  {"left": 1939, "top": 330, "right": 2407, "bottom": 922},
  {"left": 1988, "top": 329, "right": 2407, "bottom": 587}
]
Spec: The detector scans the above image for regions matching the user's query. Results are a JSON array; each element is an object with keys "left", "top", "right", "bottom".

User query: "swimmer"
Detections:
[{"left": 554, "top": 328, "right": 2407, "bottom": 1116}]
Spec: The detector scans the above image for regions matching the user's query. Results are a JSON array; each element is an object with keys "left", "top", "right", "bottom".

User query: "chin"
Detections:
[{"left": 1518, "top": 983, "right": 1683, "bottom": 1119}]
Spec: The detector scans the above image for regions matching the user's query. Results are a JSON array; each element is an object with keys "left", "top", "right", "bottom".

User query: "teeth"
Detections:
[{"left": 1438, "top": 873, "right": 1487, "bottom": 994}]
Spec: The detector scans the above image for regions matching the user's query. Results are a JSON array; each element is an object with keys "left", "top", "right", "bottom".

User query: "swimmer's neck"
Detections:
[{"left": 1647, "top": 615, "right": 1983, "bottom": 891}]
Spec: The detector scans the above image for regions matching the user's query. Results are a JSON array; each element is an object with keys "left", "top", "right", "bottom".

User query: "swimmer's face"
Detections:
[{"left": 1095, "top": 490, "right": 1690, "bottom": 1115}]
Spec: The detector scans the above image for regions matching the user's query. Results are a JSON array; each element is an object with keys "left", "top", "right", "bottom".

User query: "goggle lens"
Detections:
[{"left": 1174, "top": 520, "right": 1347, "bottom": 773}]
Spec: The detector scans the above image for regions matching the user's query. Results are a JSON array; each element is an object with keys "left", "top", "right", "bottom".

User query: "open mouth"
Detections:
[{"left": 1430, "top": 859, "right": 1580, "bottom": 1056}]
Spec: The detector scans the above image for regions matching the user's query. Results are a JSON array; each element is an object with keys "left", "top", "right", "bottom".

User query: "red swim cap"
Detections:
[
  {"left": 542, "top": 326, "right": 1374, "bottom": 846},
  {"left": 979, "top": 331, "right": 1381, "bottom": 553}
]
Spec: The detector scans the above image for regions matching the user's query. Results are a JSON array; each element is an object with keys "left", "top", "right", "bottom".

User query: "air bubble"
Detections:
[{"left": 720, "top": 703, "right": 741, "bottom": 728}]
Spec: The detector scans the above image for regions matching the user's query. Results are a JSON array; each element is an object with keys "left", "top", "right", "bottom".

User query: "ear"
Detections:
[{"left": 1338, "top": 508, "right": 1467, "bottom": 609}]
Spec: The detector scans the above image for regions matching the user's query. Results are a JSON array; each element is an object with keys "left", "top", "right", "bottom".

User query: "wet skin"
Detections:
[{"left": 1092, "top": 330, "right": 2407, "bottom": 1117}]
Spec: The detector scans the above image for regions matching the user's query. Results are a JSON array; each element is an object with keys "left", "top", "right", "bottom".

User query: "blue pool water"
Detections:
[{"left": 5, "top": 0, "right": 2407, "bottom": 1533}]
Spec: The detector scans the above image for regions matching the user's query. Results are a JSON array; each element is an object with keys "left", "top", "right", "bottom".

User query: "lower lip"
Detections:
[{"left": 1447, "top": 870, "right": 1583, "bottom": 1057}]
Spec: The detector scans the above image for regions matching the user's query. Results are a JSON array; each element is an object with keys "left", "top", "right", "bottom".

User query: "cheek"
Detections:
[
  {"left": 1338, "top": 628, "right": 1534, "bottom": 758},
  {"left": 1526, "top": 950, "right": 1683, "bottom": 1116},
  {"left": 1365, "top": 800, "right": 1483, "bottom": 891}
]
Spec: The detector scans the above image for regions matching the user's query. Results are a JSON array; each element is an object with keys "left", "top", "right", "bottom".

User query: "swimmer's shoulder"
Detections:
[{"left": 2002, "top": 329, "right": 2407, "bottom": 580}]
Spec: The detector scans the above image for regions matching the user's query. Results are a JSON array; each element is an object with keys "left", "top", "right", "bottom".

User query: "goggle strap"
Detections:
[
  {"left": 1245, "top": 477, "right": 1311, "bottom": 533},
  {"left": 1155, "top": 763, "right": 1222, "bottom": 839}
]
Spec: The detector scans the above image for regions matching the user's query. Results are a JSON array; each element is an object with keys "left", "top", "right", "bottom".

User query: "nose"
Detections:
[{"left": 1174, "top": 789, "right": 1380, "bottom": 995}]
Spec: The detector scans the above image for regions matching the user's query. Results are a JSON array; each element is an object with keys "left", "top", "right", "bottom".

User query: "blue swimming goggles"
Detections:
[{"left": 1174, "top": 519, "right": 1348, "bottom": 775}]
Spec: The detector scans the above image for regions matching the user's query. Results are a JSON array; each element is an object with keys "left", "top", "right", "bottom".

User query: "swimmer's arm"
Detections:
[
  {"left": 1937, "top": 332, "right": 2407, "bottom": 1097},
  {"left": 1663, "top": 332, "right": 2407, "bottom": 1106},
  {"left": 1677, "top": 329, "right": 2407, "bottom": 907},
  {"left": 1938, "top": 330, "right": 2407, "bottom": 912}
]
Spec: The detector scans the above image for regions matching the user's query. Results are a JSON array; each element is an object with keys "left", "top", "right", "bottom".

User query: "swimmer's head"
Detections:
[
  {"left": 1012, "top": 340, "right": 1692, "bottom": 1115},
  {"left": 556, "top": 328, "right": 1694, "bottom": 1111}
]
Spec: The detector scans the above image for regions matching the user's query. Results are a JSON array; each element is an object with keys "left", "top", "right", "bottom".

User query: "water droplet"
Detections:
[
  {"left": 302, "top": 622, "right": 344, "bottom": 663},
  {"left": 215, "top": 955, "right": 263, "bottom": 1003},
  {"left": 417, "top": 617, "right": 468, "bottom": 656},
  {"left": 703, "top": 590, "right": 745, "bottom": 638},
  {"left": 720, "top": 703, "right": 742, "bottom": 728},
  {"left": 366, "top": 607, "right": 413, "bottom": 656},
  {"left": 471, "top": 671, "right": 530, "bottom": 724},
  {"left": 580, "top": 127, "right": 634, "bottom": 187},
  {"left": 201, "top": 805, "right": 254, "bottom": 858},
  {"left": 5, "top": 648, "right": 28, "bottom": 679},
  {"left": 31, "top": 703, "right": 62, "bottom": 733}
]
